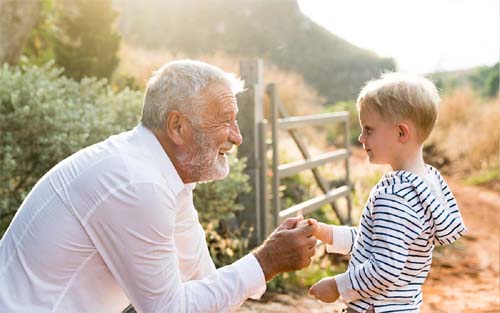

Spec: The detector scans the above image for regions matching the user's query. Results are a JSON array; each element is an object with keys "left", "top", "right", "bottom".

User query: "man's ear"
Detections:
[
  {"left": 397, "top": 122, "right": 411, "bottom": 143},
  {"left": 166, "top": 110, "right": 185, "bottom": 145}
]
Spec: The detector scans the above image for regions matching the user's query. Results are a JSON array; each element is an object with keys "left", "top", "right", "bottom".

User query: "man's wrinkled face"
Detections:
[{"left": 178, "top": 83, "right": 243, "bottom": 182}]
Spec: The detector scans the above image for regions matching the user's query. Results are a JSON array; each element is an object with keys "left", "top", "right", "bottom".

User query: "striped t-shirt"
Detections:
[{"left": 327, "top": 165, "right": 467, "bottom": 313}]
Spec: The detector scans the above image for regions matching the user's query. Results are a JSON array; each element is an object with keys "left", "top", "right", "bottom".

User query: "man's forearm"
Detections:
[{"left": 252, "top": 246, "right": 278, "bottom": 281}]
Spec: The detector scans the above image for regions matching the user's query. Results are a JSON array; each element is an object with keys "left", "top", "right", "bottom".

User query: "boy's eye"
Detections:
[{"left": 364, "top": 127, "right": 373, "bottom": 134}]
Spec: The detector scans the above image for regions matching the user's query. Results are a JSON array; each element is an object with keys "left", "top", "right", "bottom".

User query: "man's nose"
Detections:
[{"left": 229, "top": 122, "right": 243, "bottom": 146}]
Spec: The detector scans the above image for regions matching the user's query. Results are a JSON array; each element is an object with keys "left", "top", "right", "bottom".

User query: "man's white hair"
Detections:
[{"left": 141, "top": 59, "right": 244, "bottom": 130}]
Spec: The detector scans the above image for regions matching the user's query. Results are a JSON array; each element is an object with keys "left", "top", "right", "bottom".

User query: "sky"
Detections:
[{"left": 297, "top": 0, "right": 499, "bottom": 74}]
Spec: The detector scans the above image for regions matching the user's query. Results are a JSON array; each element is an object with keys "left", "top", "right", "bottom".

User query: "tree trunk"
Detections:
[{"left": 0, "top": 0, "right": 41, "bottom": 65}]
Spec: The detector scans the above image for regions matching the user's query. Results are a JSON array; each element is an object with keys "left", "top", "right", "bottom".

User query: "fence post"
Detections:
[{"left": 236, "top": 59, "right": 265, "bottom": 246}]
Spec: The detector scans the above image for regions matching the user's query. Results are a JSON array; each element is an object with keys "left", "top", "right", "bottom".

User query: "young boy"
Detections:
[{"left": 307, "top": 72, "right": 467, "bottom": 313}]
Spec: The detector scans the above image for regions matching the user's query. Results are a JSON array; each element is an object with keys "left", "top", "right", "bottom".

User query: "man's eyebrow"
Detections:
[{"left": 221, "top": 108, "right": 238, "bottom": 116}]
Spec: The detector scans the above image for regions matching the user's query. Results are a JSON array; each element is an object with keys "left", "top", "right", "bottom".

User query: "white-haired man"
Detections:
[{"left": 0, "top": 60, "right": 317, "bottom": 312}]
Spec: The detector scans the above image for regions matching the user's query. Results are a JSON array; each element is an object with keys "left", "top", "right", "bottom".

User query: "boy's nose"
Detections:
[{"left": 358, "top": 133, "right": 364, "bottom": 144}]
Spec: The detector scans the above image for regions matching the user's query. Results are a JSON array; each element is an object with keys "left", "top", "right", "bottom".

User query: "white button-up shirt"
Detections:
[{"left": 0, "top": 124, "right": 266, "bottom": 313}]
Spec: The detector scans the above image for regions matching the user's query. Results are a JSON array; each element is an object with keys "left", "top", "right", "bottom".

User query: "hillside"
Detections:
[
  {"left": 113, "top": 0, "right": 395, "bottom": 102},
  {"left": 430, "top": 62, "right": 499, "bottom": 97}
]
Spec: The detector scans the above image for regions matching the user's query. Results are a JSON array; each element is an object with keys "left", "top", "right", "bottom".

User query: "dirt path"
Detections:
[
  {"left": 238, "top": 149, "right": 499, "bottom": 313},
  {"left": 421, "top": 179, "right": 500, "bottom": 312}
]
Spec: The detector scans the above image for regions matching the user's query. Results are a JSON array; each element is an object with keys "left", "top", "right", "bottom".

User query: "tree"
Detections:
[
  {"left": 0, "top": 0, "right": 41, "bottom": 64},
  {"left": 483, "top": 63, "right": 499, "bottom": 98},
  {"left": 53, "top": 0, "right": 121, "bottom": 80},
  {"left": 22, "top": 0, "right": 57, "bottom": 65}
]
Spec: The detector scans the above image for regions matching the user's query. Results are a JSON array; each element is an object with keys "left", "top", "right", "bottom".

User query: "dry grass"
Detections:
[
  {"left": 114, "top": 42, "right": 327, "bottom": 149},
  {"left": 114, "top": 43, "right": 324, "bottom": 116},
  {"left": 113, "top": 43, "right": 241, "bottom": 88},
  {"left": 428, "top": 88, "right": 499, "bottom": 176}
]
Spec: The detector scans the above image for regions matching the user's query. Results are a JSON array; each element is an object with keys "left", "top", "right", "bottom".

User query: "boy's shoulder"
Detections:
[{"left": 369, "top": 165, "right": 445, "bottom": 204}]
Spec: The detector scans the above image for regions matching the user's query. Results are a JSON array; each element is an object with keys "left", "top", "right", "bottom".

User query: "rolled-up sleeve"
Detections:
[
  {"left": 83, "top": 182, "right": 266, "bottom": 313},
  {"left": 325, "top": 225, "right": 357, "bottom": 255}
]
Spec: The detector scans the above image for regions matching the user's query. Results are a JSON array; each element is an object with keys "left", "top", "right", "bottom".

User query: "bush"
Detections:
[
  {"left": 0, "top": 62, "right": 142, "bottom": 234},
  {"left": 194, "top": 157, "right": 254, "bottom": 268},
  {"left": 427, "top": 88, "right": 499, "bottom": 178},
  {"left": 0, "top": 63, "right": 255, "bottom": 271}
]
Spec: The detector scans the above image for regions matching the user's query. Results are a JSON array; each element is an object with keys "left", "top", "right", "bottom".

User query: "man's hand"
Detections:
[
  {"left": 309, "top": 276, "right": 340, "bottom": 303},
  {"left": 252, "top": 216, "right": 317, "bottom": 281}
]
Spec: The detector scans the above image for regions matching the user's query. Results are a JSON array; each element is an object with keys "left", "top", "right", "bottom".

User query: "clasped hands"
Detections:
[
  {"left": 252, "top": 216, "right": 340, "bottom": 304},
  {"left": 296, "top": 218, "right": 340, "bottom": 304}
]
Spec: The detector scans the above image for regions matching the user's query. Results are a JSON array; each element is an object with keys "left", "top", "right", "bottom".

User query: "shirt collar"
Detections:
[{"left": 134, "top": 124, "right": 194, "bottom": 196}]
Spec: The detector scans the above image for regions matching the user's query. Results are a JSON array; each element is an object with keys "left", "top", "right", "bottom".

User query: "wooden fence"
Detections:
[{"left": 236, "top": 60, "right": 352, "bottom": 245}]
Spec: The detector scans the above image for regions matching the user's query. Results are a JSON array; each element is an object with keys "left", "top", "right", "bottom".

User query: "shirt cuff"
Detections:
[
  {"left": 325, "top": 226, "right": 353, "bottom": 254},
  {"left": 335, "top": 272, "right": 359, "bottom": 303},
  {"left": 233, "top": 254, "right": 267, "bottom": 300}
]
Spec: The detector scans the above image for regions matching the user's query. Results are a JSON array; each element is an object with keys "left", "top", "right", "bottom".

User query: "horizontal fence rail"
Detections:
[
  {"left": 278, "top": 149, "right": 350, "bottom": 178},
  {"left": 278, "top": 185, "right": 351, "bottom": 222},
  {"left": 277, "top": 112, "right": 349, "bottom": 130},
  {"left": 268, "top": 83, "right": 352, "bottom": 227}
]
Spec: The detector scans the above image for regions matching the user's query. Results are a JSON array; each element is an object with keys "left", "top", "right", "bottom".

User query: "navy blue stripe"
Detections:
[
  {"left": 376, "top": 196, "right": 414, "bottom": 212},
  {"left": 372, "top": 208, "right": 421, "bottom": 230},
  {"left": 372, "top": 254, "right": 404, "bottom": 272},
  {"left": 371, "top": 252, "right": 407, "bottom": 267},
  {"left": 373, "top": 217, "right": 420, "bottom": 237}
]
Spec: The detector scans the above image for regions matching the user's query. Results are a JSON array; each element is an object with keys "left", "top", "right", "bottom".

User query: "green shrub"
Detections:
[
  {"left": 0, "top": 62, "right": 143, "bottom": 234},
  {"left": 0, "top": 63, "right": 254, "bottom": 273},
  {"left": 193, "top": 156, "right": 254, "bottom": 267}
]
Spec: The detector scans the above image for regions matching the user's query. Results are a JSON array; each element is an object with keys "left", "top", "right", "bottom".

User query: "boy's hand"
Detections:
[
  {"left": 296, "top": 220, "right": 333, "bottom": 245},
  {"left": 295, "top": 218, "right": 319, "bottom": 234},
  {"left": 309, "top": 276, "right": 340, "bottom": 303},
  {"left": 315, "top": 222, "right": 333, "bottom": 245}
]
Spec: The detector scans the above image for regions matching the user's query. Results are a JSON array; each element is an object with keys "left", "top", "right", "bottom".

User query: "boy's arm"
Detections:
[
  {"left": 297, "top": 220, "right": 357, "bottom": 255},
  {"left": 322, "top": 223, "right": 357, "bottom": 255},
  {"left": 334, "top": 193, "right": 423, "bottom": 302}
]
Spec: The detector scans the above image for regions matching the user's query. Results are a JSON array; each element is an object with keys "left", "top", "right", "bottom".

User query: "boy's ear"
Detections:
[
  {"left": 166, "top": 110, "right": 186, "bottom": 145},
  {"left": 397, "top": 122, "right": 410, "bottom": 143}
]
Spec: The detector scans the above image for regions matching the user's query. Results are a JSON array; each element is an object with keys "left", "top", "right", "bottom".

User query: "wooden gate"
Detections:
[{"left": 237, "top": 60, "right": 352, "bottom": 244}]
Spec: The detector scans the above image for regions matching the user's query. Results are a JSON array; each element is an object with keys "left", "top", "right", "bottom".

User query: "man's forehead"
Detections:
[{"left": 205, "top": 84, "right": 238, "bottom": 113}]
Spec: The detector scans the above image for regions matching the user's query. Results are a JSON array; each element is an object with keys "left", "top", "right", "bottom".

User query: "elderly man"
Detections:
[{"left": 0, "top": 60, "right": 317, "bottom": 312}]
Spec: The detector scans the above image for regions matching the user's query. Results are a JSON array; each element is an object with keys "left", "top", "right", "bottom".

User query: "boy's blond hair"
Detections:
[{"left": 357, "top": 72, "right": 441, "bottom": 142}]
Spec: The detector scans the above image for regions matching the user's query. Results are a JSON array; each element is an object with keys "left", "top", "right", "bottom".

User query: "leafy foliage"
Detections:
[
  {"left": 21, "top": 0, "right": 56, "bottom": 66},
  {"left": 194, "top": 156, "right": 254, "bottom": 267},
  {"left": 0, "top": 63, "right": 142, "bottom": 234},
  {"left": 432, "top": 62, "right": 499, "bottom": 98},
  {"left": 53, "top": 0, "right": 121, "bottom": 80},
  {"left": 0, "top": 63, "right": 254, "bottom": 272}
]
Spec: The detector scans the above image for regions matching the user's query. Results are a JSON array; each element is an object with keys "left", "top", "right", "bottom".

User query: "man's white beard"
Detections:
[{"left": 177, "top": 132, "right": 231, "bottom": 182}]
